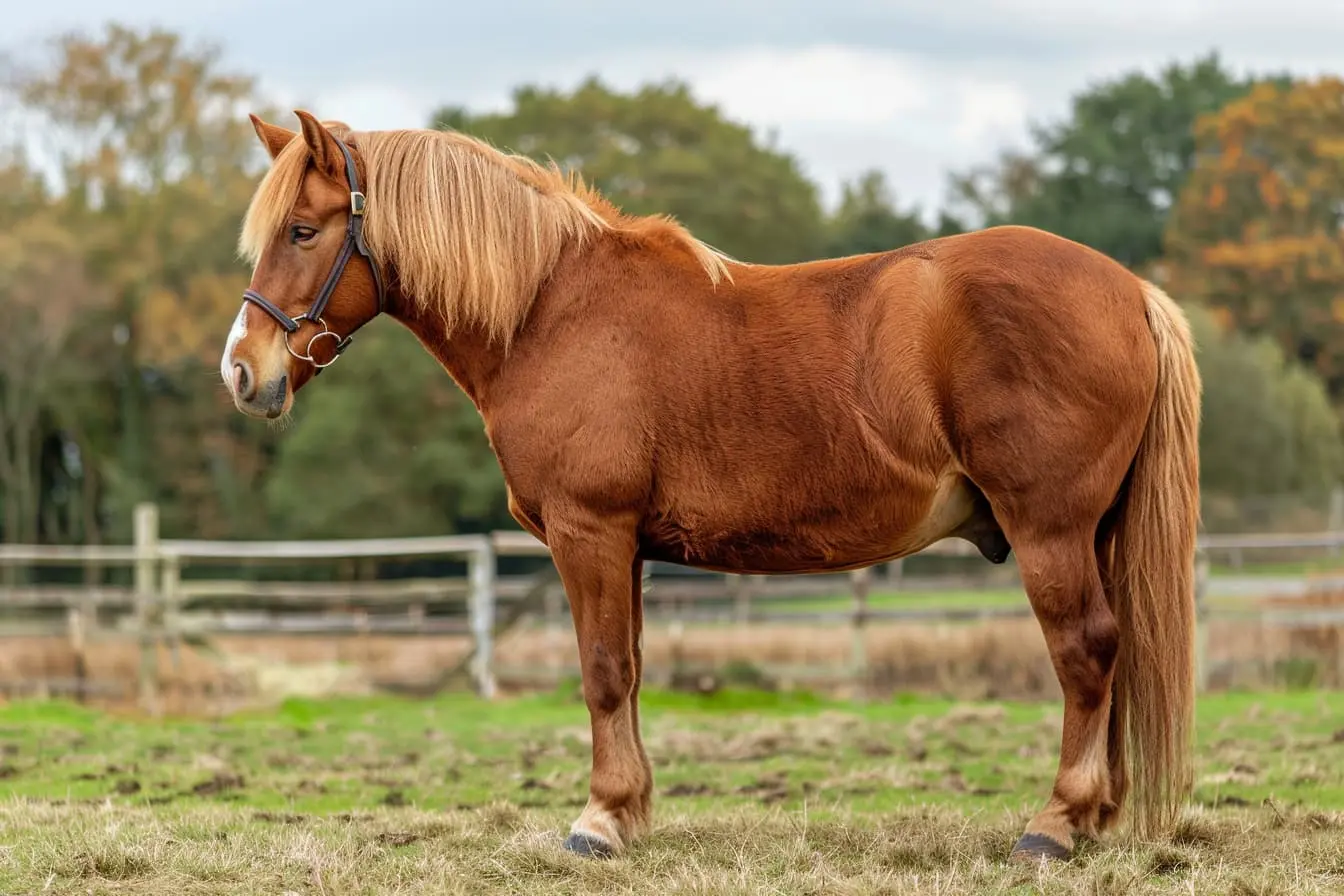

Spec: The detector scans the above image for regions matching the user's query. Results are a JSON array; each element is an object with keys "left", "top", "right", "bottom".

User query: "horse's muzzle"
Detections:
[{"left": 233, "top": 371, "right": 288, "bottom": 419}]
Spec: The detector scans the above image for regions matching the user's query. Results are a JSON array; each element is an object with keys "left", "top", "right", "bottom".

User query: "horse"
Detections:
[{"left": 221, "top": 109, "right": 1201, "bottom": 864}]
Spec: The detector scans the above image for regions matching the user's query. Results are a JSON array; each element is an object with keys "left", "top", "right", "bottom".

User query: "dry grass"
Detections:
[{"left": 1, "top": 797, "right": 1341, "bottom": 894}]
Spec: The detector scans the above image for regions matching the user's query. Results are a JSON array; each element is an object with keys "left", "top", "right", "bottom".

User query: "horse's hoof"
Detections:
[
  {"left": 564, "top": 831, "right": 615, "bottom": 859},
  {"left": 1010, "top": 832, "right": 1072, "bottom": 862}
]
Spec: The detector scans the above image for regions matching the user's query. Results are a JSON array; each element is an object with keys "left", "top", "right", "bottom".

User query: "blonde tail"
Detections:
[{"left": 1103, "top": 279, "right": 1202, "bottom": 838}]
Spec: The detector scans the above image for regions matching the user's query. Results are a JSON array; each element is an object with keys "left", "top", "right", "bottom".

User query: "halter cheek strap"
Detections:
[{"left": 240, "top": 136, "right": 386, "bottom": 373}]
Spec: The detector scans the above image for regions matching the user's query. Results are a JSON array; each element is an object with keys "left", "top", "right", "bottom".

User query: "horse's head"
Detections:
[{"left": 221, "top": 110, "right": 386, "bottom": 419}]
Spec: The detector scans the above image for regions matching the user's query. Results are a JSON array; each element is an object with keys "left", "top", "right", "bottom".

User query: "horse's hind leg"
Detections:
[
  {"left": 949, "top": 376, "right": 1147, "bottom": 860},
  {"left": 1004, "top": 521, "right": 1120, "bottom": 859}
]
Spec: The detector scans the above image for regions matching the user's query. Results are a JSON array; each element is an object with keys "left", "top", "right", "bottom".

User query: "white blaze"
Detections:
[{"left": 221, "top": 304, "right": 248, "bottom": 391}]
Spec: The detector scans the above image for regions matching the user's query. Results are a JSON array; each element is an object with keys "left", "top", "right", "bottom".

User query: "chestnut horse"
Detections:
[{"left": 221, "top": 111, "right": 1201, "bottom": 863}]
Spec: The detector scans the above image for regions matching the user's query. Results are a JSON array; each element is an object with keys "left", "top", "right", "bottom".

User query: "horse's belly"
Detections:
[{"left": 639, "top": 469, "right": 977, "bottom": 575}]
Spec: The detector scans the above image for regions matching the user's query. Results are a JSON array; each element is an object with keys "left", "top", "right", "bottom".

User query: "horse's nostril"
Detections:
[{"left": 233, "top": 362, "right": 254, "bottom": 400}]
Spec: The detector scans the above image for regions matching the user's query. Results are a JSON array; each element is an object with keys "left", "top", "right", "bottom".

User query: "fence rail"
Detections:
[{"left": 3, "top": 503, "right": 1344, "bottom": 712}]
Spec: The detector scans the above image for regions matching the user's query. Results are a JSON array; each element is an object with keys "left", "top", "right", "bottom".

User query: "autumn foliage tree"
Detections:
[
  {"left": 7, "top": 22, "right": 278, "bottom": 369},
  {"left": 2, "top": 23, "right": 283, "bottom": 539},
  {"left": 1164, "top": 76, "right": 1344, "bottom": 403}
]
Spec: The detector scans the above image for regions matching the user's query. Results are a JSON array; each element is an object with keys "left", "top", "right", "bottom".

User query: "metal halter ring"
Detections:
[{"left": 284, "top": 317, "right": 345, "bottom": 369}]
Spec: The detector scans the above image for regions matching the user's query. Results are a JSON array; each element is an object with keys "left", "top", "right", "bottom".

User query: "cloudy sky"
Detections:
[{"left": 8, "top": 0, "right": 1344, "bottom": 218}]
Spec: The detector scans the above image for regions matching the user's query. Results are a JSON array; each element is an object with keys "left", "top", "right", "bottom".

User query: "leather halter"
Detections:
[{"left": 241, "top": 136, "right": 386, "bottom": 373}]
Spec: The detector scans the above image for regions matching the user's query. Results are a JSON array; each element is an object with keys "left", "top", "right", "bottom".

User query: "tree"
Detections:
[
  {"left": 948, "top": 53, "right": 1274, "bottom": 270},
  {"left": 5, "top": 22, "right": 265, "bottom": 198},
  {"left": 825, "top": 170, "right": 933, "bottom": 257},
  {"left": 5, "top": 22, "right": 280, "bottom": 365},
  {"left": 0, "top": 207, "right": 111, "bottom": 544},
  {"left": 1163, "top": 76, "right": 1344, "bottom": 403},
  {"left": 1188, "top": 304, "right": 1344, "bottom": 528},
  {"left": 432, "top": 77, "right": 827, "bottom": 264},
  {"left": 2, "top": 22, "right": 285, "bottom": 540},
  {"left": 264, "top": 323, "right": 512, "bottom": 540}
]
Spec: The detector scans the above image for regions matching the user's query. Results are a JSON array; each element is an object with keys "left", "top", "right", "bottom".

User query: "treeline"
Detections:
[{"left": 0, "top": 23, "right": 1341, "bottom": 545}]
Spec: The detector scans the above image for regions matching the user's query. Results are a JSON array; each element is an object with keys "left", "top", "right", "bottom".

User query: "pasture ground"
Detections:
[{"left": 0, "top": 687, "right": 1340, "bottom": 894}]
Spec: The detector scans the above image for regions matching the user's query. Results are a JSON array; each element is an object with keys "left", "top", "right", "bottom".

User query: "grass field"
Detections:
[
  {"left": 0, "top": 686, "right": 1340, "bottom": 894},
  {"left": 709, "top": 555, "right": 1344, "bottom": 618}
]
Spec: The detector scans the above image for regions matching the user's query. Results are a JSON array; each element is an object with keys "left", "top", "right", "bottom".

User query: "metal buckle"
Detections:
[{"left": 350, "top": 192, "right": 366, "bottom": 216}]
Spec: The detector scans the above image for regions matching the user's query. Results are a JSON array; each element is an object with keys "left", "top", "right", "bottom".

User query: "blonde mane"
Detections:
[{"left": 239, "top": 124, "right": 733, "bottom": 345}]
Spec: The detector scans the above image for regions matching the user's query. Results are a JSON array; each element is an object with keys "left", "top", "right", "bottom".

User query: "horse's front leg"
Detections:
[{"left": 549, "top": 516, "right": 651, "bottom": 858}]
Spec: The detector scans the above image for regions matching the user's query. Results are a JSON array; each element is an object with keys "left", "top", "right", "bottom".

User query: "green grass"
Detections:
[
  {"left": 747, "top": 578, "right": 1302, "bottom": 618},
  {"left": 742, "top": 555, "right": 1344, "bottom": 616},
  {"left": 754, "top": 587, "right": 1028, "bottom": 615},
  {"left": 0, "top": 687, "right": 1341, "bottom": 893},
  {"left": 1207, "top": 557, "right": 1344, "bottom": 578}
]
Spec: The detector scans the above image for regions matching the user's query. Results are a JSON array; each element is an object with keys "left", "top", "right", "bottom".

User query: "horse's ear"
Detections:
[
  {"left": 294, "top": 109, "right": 344, "bottom": 183},
  {"left": 249, "top": 113, "right": 295, "bottom": 161}
]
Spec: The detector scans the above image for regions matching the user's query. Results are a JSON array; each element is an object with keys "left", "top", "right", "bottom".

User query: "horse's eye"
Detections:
[{"left": 291, "top": 225, "right": 318, "bottom": 244}]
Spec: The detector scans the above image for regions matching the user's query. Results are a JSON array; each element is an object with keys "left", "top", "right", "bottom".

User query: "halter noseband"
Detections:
[{"left": 241, "top": 136, "right": 386, "bottom": 373}]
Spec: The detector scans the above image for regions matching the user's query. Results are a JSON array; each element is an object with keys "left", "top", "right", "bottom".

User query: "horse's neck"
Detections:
[
  {"left": 386, "top": 228, "right": 599, "bottom": 411},
  {"left": 392, "top": 306, "right": 503, "bottom": 411}
]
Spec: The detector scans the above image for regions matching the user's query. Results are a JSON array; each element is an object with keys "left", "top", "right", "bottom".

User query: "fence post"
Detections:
[
  {"left": 544, "top": 576, "right": 565, "bottom": 676},
  {"left": 161, "top": 553, "right": 182, "bottom": 673},
  {"left": 133, "top": 502, "right": 161, "bottom": 715},
  {"left": 1194, "top": 549, "right": 1210, "bottom": 694},
  {"left": 1330, "top": 487, "right": 1344, "bottom": 556},
  {"left": 732, "top": 574, "right": 754, "bottom": 625},
  {"left": 850, "top": 566, "right": 871, "bottom": 699},
  {"left": 467, "top": 538, "right": 497, "bottom": 699},
  {"left": 66, "top": 605, "right": 87, "bottom": 703}
]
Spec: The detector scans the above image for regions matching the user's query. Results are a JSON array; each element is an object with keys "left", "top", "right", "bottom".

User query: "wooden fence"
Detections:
[{"left": 3, "top": 502, "right": 1344, "bottom": 711}]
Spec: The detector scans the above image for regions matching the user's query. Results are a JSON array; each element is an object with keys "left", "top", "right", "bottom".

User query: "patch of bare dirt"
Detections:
[
  {"left": 662, "top": 781, "right": 718, "bottom": 797},
  {"left": 735, "top": 771, "right": 814, "bottom": 806},
  {"left": 191, "top": 772, "right": 244, "bottom": 796}
]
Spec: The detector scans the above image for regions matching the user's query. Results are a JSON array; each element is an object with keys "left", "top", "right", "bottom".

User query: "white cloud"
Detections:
[
  {"left": 949, "top": 80, "right": 1030, "bottom": 145},
  {"left": 691, "top": 44, "right": 933, "bottom": 127},
  {"left": 677, "top": 47, "right": 1035, "bottom": 211},
  {"left": 263, "top": 82, "right": 440, "bottom": 133}
]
